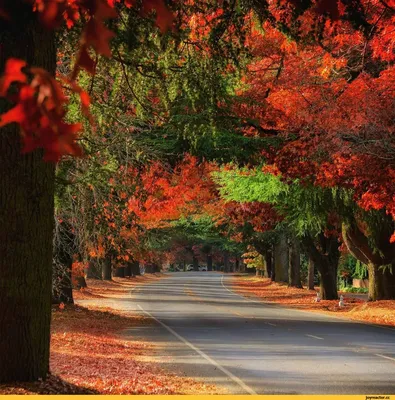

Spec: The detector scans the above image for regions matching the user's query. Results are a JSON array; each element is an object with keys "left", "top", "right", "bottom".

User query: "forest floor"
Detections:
[
  {"left": 0, "top": 274, "right": 222, "bottom": 394},
  {"left": 231, "top": 275, "right": 395, "bottom": 328}
]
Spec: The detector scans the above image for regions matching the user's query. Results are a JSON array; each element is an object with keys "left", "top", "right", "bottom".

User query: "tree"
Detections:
[
  {"left": 0, "top": 3, "right": 56, "bottom": 382},
  {"left": 0, "top": 0, "right": 174, "bottom": 383}
]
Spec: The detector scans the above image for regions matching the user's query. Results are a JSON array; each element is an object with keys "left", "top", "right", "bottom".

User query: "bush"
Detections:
[{"left": 342, "top": 286, "right": 368, "bottom": 294}]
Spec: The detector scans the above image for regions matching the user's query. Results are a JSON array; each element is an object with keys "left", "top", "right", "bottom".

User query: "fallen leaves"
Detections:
[
  {"left": 0, "top": 301, "right": 221, "bottom": 394},
  {"left": 231, "top": 276, "right": 395, "bottom": 327},
  {"left": 73, "top": 274, "right": 166, "bottom": 300}
]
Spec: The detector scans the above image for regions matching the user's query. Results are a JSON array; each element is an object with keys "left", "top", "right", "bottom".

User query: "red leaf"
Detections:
[
  {"left": 0, "top": 104, "right": 25, "bottom": 127},
  {"left": 85, "top": 19, "right": 115, "bottom": 57},
  {"left": 0, "top": 58, "right": 27, "bottom": 96},
  {"left": 78, "top": 47, "right": 96, "bottom": 75},
  {"left": 141, "top": 0, "right": 174, "bottom": 33}
]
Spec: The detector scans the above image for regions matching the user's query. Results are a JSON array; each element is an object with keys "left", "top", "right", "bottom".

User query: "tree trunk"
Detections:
[
  {"left": 207, "top": 254, "right": 213, "bottom": 271},
  {"left": 223, "top": 251, "right": 229, "bottom": 273},
  {"left": 114, "top": 266, "right": 125, "bottom": 278},
  {"left": 53, "top": 262, "right": 74, "bottom": 304},
  {"left": 193, "top": 256, "right": 199, "bottom": 271},
  {"left": 367, "top": 263, "right": 395, "bottom": 301},
  {"left": 86, "top": 259, "right": 101, "bottom": 279},
  {"left": 264, "top": 250, "right": 273, "bottom": 279},
  {"left": 0, "top": 5, "right": 56, "bottom": 383},
  {"left": 235, "top": 257, "right": 240, "bottom": 272},
  {"left": 124, "top": 263, "right": 132, "bottom": 277},
  {"left": 342, "top": 222, "right": 395, "bottom": 301},
  {"left": 274, "top": 233, "right": 289, "bottom": 283},
  {"left": 102, "top": 257, "right": 112, "bottom": 280},
  {"left": 75, "top": 275, "right": 87, "bottom": 289},
  {"left": 319, "top": 258, "right": 338, "bottom": 300},
  {"left": 130, "top": 261, "right": 140, "bottom": 276},
  {"left": 308, "top": 258, "right": 315, "bottom": 290},
  {"left": 302, "top": 234, "right": 339, "bottom": 300},
  {"left": 52, "top": 221, "right": 75, "bottom": 305},
  {"left": 289, "top": 240, "right": 302, "bottom": 288}
]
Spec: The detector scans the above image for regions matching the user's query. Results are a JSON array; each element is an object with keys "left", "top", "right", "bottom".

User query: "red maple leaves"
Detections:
[
  {"left": 0, "top": 59, "right": 83, "bottom": 161},
  {"left": 0, "top": 0, "right": 175, "bottom": 162}
]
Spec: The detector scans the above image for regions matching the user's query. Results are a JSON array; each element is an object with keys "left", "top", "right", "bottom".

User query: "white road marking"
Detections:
[
  {"left": 137, "top": 304, "right": 257, "bottom": 395},
  {"left": 375, "top": 353, "right": 395, "bottom": 362},
  {"left": 306, "top": 334, "right": 324, "bottom": 340},
  {"left": 267, "top": 323, "right": 277, "bottom": 327}
]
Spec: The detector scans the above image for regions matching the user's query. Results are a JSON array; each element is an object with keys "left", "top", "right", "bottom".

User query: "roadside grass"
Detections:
[
  {"left": 231, "top": 275, "right": 395, "bottom": 327},
  {"left": 0, "top": 275, "right": 223, "bottom": 394}
]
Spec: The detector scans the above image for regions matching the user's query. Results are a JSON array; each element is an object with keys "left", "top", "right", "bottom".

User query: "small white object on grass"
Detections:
[
  {"left": 315, "top": 292, "right": 321, "bottom": 302},
  {"left": 339, "top": 294, "right": 344, "bottom": 307}
]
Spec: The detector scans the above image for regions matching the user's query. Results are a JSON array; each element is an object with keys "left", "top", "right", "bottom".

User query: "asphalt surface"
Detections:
[{"left": 81, "top": 272, "right": 395, "bottom": 394}]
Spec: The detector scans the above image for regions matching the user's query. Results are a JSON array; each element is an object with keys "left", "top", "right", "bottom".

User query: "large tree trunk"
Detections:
[
  {"left": 307, "top": 258, "right": 315, "bottom": 290},
  {"left": 319, "top": 258, "right": 338, "bottom": 300},
  {"left": 302, "top": 233, "right": 339, "bottom": 300},
  {"left": 367, "top": 263, "right": 395, "bottom": 301},
  {"left": 342, "top": 222, "right": 395, "bottom": 301},
  {"left": 207, "top": 254, "right": 213, "bottom": 271},
  {"left": 289, "top": 239, "right": 302, "bottom": 288},
  {"left": 102, "top": 257, "right": 112, "bottom": 280},
  {"left": 0, "top": 5, "right": 56, "bottom": 383},
  {"left": 274, "top": 233, "right": 289, "bottom": 283}
]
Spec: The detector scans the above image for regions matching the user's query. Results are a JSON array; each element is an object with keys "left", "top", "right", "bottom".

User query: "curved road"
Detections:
[{"left": 96, "top": 272, "right": 395, "bottom": 394}]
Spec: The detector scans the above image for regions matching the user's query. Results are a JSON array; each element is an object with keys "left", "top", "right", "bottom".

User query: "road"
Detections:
[{"left": 92, "top": 272, "right": 395, "bottom": 394}]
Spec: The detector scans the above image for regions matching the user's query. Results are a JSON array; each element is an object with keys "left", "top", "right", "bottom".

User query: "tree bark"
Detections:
[
  {"left": 308, "top": 258, "right": 315, "bottom": 290},
  {"left": 207, "top": 254, "right": 213, "bottom": 271},
  {"left": 223, "top": 251, "right": 229, "bottom": 273},
  {"left": 192, "top": 256, "right": 199, "bottom": 271},
  {"left": 274, "top": 233, "right": 289, "bottom": 283},
  {"left": 102, "top": 257, "right": 112, "bottom": 280},
  {"left": 114, "top": 266, "right": 125, "bottom": 278},
  {"left": 52, "top": 221, "right": 75, "bottom": 305},
  {"left": 124, "top": 263, "right": 132, "bottom": 277},
  {"left": 86, "top": 259, "right": 102, "bottom": 279},
  {"left": 289, "top": 239, "right": 302, "bottom": 288},
  {"left": 0, "top": 4, "right": 56, "bottom": 383},
  {"left": 130, "top": 261, "right": 140, "bottom": 276},
  {"left": 302, "top": 233, "right": 339, "bottom": 300},
  {"left": 342, "top": 222, "right": 395, "bottom": 300},
  {"left": 264, "top": 250, "right": 273, "bottom": 279}
]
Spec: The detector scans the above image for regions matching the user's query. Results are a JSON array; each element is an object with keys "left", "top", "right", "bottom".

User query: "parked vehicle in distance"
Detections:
[
  {"left": 186, "top": 265, "right": 194, "bottom": 271},
  {"left": 199, "top": 266, "right": 207, "bottom": 271}
]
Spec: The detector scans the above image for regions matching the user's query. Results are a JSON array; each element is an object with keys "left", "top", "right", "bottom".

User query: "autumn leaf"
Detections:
[
  {"left": 0, "top": 58, "right": 27, "bottom": 96},
  {"left": 141, "top": 0, "right": 174, "bottom": 32}
]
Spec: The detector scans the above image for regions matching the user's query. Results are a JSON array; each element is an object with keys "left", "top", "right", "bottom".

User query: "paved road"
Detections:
[{"left": 97, "top": 273, "right": 395, "bottom": 394}]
